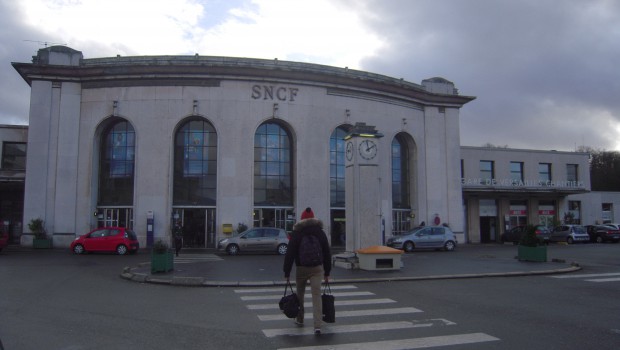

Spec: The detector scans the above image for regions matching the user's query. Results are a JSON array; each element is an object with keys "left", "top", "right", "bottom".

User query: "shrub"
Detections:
[
  {"left": 28, "top": 218, "right": 47, "bottom": 239},
  {"left": 519, "top": 224, "right": 539, "bottom": 247},
  {"left": 153, "top": 239, "right": 169, "bottom": 254}
]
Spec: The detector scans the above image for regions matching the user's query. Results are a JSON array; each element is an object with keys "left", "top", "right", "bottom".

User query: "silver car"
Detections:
[
  {"left": 217, "top": 227, "right": 289, "bottom": 255},
  {"left": 550, "top": 225, "right": 589, "bottom": 244},
  {"left": 386, "top": 226, "right": 457, "bottom": 252}
]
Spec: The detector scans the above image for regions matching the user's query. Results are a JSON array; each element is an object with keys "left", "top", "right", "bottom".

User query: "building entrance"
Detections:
[
  {"left": 96, "top": 207, "right": 134, "bottom": 229},
  {"left": 253, "top": 207, "right": 295, "bottom": 232},
  {"left": 330, "top": 209, "right": 346, "bottom": 247},
  {"left": 172, "top": 208, "right": 216, "bottom": 248},
  {"left": 480, "top": 217, "right": 498, "bottom": 243}
]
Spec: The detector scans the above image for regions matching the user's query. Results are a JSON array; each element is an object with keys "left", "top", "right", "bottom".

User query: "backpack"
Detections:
[{"left": 299, "top": 233, "right": 323, "bottom": 267}]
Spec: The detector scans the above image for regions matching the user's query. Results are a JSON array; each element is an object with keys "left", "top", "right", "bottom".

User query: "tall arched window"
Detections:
[
  {"left": 330, "top": 126, "right": 349, "bottom": 208},
  {"left": 392, "top": 135, "right": 410, "bottom": 209},
  {"left": 99, "top": 120, "right": 135, "bottom": 205},
  {"left": 173, "top": 118, "right": 218, "bottom": 205},
  {"left": 254, "top": 122, "right": 293, "bottom": 206},
  {"left": 392, "top": 134, "right": 411, "bottom": 234}
]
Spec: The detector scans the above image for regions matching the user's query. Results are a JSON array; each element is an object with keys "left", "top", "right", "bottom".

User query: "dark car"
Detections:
[
  {"left": 585, "top": 225, "right": 620, "bottom": 243},
  {"left": 70, "top": 227, "right": 139, "bottom": 255},
  {"left": 386, "top": 226, "right": 457, "bottom": 252},
  {"left": 217, "top": 227, "right": 289, "bottom": 255},
  {"left": 501, "top": 225, "right": 551, "bottom": 244}
]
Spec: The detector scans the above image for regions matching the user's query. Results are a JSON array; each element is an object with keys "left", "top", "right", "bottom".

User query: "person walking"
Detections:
[
  {"left": 283, "top": 207, "right": 331, "bottom": 334},
  {"left": 173, "top": 221, "right": 183, "bottom": 257}
]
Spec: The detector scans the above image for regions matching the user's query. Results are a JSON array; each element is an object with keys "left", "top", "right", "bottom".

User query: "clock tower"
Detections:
[{"left": 344, "top": 122, "right": 383, "bottom": 252}]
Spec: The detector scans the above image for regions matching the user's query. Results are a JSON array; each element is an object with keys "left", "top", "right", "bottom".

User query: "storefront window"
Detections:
[{"left": 509, "top": 200, "right": 527, "bottom": 228}]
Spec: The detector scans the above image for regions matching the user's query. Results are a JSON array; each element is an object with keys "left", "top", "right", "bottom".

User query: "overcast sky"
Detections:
[{"left": 1, "top": 0, "right": 619, "bottom": 151}]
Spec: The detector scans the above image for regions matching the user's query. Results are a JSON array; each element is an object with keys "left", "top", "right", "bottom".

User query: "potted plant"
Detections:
[
  {"left": 517, "top": 224, "right": 547, "bottom": 262},
  {"left": 28, "top": 218, "right": 52, "bottom": 249},
  {"left": 151, "top": 239, "right": 174, "bottom": 273}
]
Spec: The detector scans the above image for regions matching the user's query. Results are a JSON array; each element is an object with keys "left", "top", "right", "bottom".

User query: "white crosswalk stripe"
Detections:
[
  {"left": 276, "top": 333, "right": 500, "bottom": 350},
  {"left": 173, "top": 254, "right": 222, "bottom": 264},
  {"left": 235, "top": 284, "right": 500, "bottom": 348},
  {"left": 550, "top": 272, "right": 620, "bottom": 282}
]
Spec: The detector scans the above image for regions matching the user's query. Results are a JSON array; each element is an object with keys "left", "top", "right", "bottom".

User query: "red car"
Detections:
[{"left": 71, "top": 227, "right": 139, "bottom": 255}]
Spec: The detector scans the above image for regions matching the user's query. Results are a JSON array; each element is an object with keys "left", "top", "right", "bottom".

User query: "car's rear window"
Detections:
[{"left": 125, "top": 230, "right": 137, "bottom": 240}]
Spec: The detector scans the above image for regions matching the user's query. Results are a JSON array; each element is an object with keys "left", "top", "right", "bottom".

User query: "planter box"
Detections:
[
  {"left": 151, "top": 250, "right": 174, "bottom": 273},
  {"left": 518, "top": 245, "right": 547, "bottom": 262},
  {"left": 33, "top": 238, "right": 52, "bottom": 249}
]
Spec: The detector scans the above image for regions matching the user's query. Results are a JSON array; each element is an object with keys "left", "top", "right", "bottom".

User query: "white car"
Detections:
[{"left": 551, "top": 225, "right": 589, "bottom": 244}]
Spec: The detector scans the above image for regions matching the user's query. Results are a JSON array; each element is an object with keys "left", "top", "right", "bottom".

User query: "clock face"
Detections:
[
  {"left": 358, "top": 139, "right": 377, "bottom": 160},
  {"left": 345, "top": 141, "right": 354, "bottom": 161}
]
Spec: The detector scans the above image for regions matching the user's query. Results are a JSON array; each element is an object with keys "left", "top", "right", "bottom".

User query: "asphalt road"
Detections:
[{"left": 1, "top": 243, "right": 619, "bottom": 349}]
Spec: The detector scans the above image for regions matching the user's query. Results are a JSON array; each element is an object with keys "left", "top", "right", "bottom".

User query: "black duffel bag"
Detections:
[{"left": 279, "top": 282, "right": 300, "bottom": 318}]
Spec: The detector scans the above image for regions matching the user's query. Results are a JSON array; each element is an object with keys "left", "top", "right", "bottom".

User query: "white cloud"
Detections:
[{"left": 193, "top": 0, "right": 384, "bottom": 68}]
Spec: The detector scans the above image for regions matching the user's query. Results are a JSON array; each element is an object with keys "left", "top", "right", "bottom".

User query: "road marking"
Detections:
[
  {"left": 241, "top": 291, "right": 374, "bottom": 301},
  {"left": 276, "top": 332, "right": 500, "bottom": 350},
  {"left": 263, "top": 319, "right": 454, "bottom": 337},
  {"left": 173, "top": 254, "right": 222, "bottom": 263},
  {"left": 257, "top": 307, "right": 423, "bottom": 321},
  {"left": 234, "top": 285, "right": 358, "bottom": 293},
  {"left": 551, "top": 272, "right": 620, "bottom": 279},
  {"left": 247, "top": 298, "right": 396, "bottom": 310},
  {"left": 585, "top": 277, "right": 620, "bottom": 282}
]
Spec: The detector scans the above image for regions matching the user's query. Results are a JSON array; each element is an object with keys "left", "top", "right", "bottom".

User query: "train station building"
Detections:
[{"left": 2, "top": 46, "right": 617, "bottom": 248}]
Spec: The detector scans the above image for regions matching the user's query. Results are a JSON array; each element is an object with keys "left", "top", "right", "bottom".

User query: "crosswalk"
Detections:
[
  {"left": 234, "top": 284, "right": 500, "bottom": 349},
  {"left": 173, "top": 253, "right": 222, "bottom": 264},
  {"left": 550, "top": 272, "right": 620, "bottom": 283}
]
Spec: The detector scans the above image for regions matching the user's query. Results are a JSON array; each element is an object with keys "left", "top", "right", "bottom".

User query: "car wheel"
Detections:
[
  {"left": 73, "top": 244, "right": 85, "bottom": 254},
  {"left": 116, "top": 245, "right": 128, "bottom": 255},
  {"left": 567, "top": 237, "right": 574, "bottom": 244},
  {"left": 226, "top": 244, "right": 240, "bottom": 255},
  {"left": 403, "top": 241, "right": 415, "bottom": 252},
  {"left": 596, "top": 236, "right": 604, "bottom": 243},
  {"left": 444, "top": 241, "right": 456, "bottom": 251},
  {"left": 277, "top": 244, "right": 288, "bottom": 255}
]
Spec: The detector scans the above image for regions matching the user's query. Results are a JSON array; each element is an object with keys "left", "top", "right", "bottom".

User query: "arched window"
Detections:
[
  {"left": 392, "top": 134, "right": 412, "bottom": 235},
  {"left": 254, "top": 122, "right": 292, "bottom": 206},
  {"left": 173, "top": 118, "right": 218, "bottom": 205},
  {"left": 392, "top": 135, "right": 410, "bottom": 209},
  {"left": 330, "top": 126, "right": 349, "bottom": 208},
  {"left": 98, "top": 120, "right": 135, "bottom": 205}
]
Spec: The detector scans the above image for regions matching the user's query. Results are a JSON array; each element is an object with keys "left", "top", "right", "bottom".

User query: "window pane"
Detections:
[
  {"left": 330, "top": 126, "right": 349, "bottom": 207},
  {"left": 254, "top": 122, "right": 293, "bottom": 206},
  {"left": 99, "top": 121, "right": 135, "bottom": 205},
  {"left": 173, "top": 118, "right": 218, "bottom": 205}
]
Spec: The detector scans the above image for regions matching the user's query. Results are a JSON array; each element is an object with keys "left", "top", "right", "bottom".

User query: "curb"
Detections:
[{"left": 119, "top": 264, "right": 582, "bottom": 288}]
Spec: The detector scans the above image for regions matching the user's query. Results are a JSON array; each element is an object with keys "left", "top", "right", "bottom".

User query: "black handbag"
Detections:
[
  {"left": 279, "top": 282, "right": 300, "bottom": 318},
  {"left": 321, "top": 281, "right": 335, "bottom": 323}
]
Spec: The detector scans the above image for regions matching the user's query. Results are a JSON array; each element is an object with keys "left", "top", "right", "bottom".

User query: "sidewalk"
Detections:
[{"left": 120, "top": 244, "right": 581, "bottom": 287}]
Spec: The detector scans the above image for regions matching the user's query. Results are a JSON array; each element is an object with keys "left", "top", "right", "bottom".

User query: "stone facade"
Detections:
[{"left": 12, "top": 46, "right": 474, "bottom": 248}]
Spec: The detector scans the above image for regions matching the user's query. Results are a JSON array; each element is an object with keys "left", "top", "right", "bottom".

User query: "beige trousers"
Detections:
[{"left": 294, "top": 265, "right": 324, "bottom": 328}]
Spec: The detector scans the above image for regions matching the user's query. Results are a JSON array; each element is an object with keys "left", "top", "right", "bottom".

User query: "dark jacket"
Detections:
[{"left": 283, "top": 218, "right": 332, "bottom": 278}]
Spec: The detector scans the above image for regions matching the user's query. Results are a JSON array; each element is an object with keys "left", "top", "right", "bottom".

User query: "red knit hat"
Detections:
[{"left": 301, "top": 207, "right": 314, "bottom": 220}]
